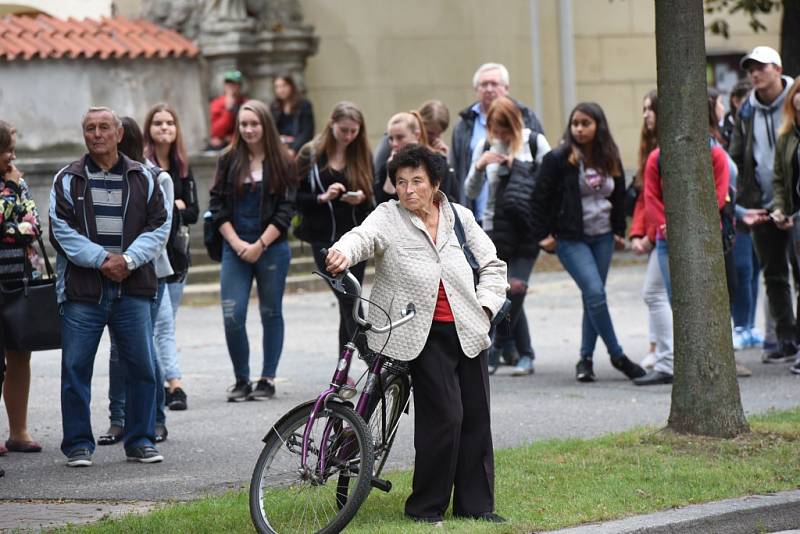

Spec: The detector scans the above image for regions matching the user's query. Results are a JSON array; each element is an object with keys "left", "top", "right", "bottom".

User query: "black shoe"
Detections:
[
  {"left": 164, "top": 386, "right": 172, "bottom": 406},
  {"left": 575, "top": 359, "right": 595, "bottom": 382},
  {"left": 611, "top": 355, "right": 647, "bottom": 380},
  {"left": 501, "top": 345, "right": 519, "bottom": 366},
  {"left": 405, "top": 513, "right": 443, "bottom": 524},
  {"left": 633, "top": 370, "right": 673, "bottom": 386},
  {"left": 227, "top": 379, "right": 252, "bottom": 401},
  {"left": 247, "top": 379, "right": 275, "bottom": 400},
  {"left": 97, "top": 424, "right": 124, "bottom": 446},
  {"left": 155, "top": 425, "right": 168, "bottom": 443},
  {"left": 126, "top": 445, "right": 163, "bottom": 463},
  {"left": 467, "top": 512, "right": 506, "bottom": 523},
  {"left": 167, "top": 387, "right": 188, "bottom": 410},
  {"left": 762, "top": 340, "right": 798, "bottom": 364}
]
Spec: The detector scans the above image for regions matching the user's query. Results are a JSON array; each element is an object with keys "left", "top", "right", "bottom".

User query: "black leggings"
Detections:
[{"left": 311, "top": 242, "right": 367, "bottom": 352}]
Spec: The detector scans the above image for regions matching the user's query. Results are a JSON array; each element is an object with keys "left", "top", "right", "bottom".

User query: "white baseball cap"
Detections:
[{"left": 740, "top": 46, "right": 782, "bottom": 69}]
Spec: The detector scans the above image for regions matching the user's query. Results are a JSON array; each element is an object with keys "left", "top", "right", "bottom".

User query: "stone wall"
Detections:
[
  {"left": 298, "top": 0, "right": 781, "bottom": 168},
  {"left": 3, "top": 57, "right": 208, "bottom": 156}
]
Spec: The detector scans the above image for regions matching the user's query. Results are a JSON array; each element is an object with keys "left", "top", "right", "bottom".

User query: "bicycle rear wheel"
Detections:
[
  {"left": 364, "top": 371, "right": 411, "bottom": 477},
  {"left": 249, "top": 402, "right": 375, "bottom": 534}
]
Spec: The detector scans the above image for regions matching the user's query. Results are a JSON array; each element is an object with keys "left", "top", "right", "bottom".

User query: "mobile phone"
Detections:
[{"left": 342, "top": 191, "right": 359, "bottom": 198}]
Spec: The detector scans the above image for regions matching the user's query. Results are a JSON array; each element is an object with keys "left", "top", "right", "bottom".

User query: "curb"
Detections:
[{"left": 547, "top": 489, "right": 800, "bottom": 533}]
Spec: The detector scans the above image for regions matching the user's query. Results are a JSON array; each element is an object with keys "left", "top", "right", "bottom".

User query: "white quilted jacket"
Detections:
[{"left": 332, "top": 193, "right": 508, "bottom": 361}]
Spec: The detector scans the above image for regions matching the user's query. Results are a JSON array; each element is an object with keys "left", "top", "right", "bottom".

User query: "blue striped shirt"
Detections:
[{"left": 86, "top": 157, "right": 124, "bottom": 254}]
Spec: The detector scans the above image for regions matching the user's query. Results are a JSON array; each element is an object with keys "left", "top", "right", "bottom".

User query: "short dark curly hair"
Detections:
[{"left": 387, "top": 144, "right": 445, "bottom": 188}]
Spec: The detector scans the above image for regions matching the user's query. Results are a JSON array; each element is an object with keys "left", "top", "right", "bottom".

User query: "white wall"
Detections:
[
  {"left": 1, "top": 58, "right": 208, "bottom": 154},
  {"left": 6, "top": 0, "right": 112, "bottom": 18}
]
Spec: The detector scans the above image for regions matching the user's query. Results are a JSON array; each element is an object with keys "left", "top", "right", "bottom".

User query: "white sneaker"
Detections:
[
  {"left": 732, "top": 326, "right": 748, "bottom": 351},
  {"left": 640, "top": 352, "right": 657, "bottom": 370}
]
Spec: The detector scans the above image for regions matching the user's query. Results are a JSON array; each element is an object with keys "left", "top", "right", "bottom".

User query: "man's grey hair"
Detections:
[
  {"left": 472, "top": 63, "right": 510, "bottom": 89},
  {"left": 81, "top": 107, "right": 122, "bottom": 129}
]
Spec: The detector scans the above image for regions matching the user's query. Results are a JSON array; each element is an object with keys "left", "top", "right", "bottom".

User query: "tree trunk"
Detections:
[
  {"left": 655, "top": 0, "right": 749, "bottom": 438},
  {"left": 781, "top": 0, "right": 800, "bottom": 78}
]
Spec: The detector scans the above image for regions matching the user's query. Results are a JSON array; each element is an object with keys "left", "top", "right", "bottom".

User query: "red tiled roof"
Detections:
[{"left": 0, "top": 14, "right": 199, "bottom": 61}]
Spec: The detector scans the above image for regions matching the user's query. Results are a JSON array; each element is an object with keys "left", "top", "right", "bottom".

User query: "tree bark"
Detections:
[
  {"left": 781, "top": 0, "right": 800, "bottom": 78},
  {"left": 655, "top": 0, "right": 749, "bottom": 438}
]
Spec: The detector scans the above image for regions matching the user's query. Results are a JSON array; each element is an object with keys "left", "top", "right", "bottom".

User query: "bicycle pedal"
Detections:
[{"left": 371, "top": 477, "right": 392, "bottom": 493}]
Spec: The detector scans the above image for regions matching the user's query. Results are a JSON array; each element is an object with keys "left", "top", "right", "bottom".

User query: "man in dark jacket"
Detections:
[
  {"left": 49, "top": 107, "right": 170, "bottom": 467},
  {"left": 729, "top": 46, "right": 798, "bottom": 363},
  {"left": 451, "top": 62, "right": 544, "bottom": 223}
]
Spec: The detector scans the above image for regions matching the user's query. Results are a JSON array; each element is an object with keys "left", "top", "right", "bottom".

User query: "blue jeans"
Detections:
[
  {"left": 556, "top": 232, "right": 624, "bottom": 360},
  {"left": 109, "top": 281, "right": 166, "bottom": 428},
  {"left": 61, "top": 281, "right": 157, "bottom": 455},
  {"left": 154, "top": 279, "right": 185, "bottom": 381},
  {"left": 731, "top": 229, "right": 760, "bottom": 328},
  {"left": 220, "top": 239, "right": 291, "bottom": 381}
]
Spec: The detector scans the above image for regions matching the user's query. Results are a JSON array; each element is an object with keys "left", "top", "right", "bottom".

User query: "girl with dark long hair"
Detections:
[
  {"left": 531, "top": 102, "right": 645, "bottom": 383},
  {"left": 142, "top": 103, "right": 199, "bottom": 411},
  {"left": 270, "top": 73, "right": 315, "bottom": 157},
  {"left": 209, "top": 100, "right": 297, "bottom": 401},
  {"left": 294, "top": 101, "right": 374, "bottom": 352},
  {"left": 628, "top": 91, "right": 674, "bottom": 377}
]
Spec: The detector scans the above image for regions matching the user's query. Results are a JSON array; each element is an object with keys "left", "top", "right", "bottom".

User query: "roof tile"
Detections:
[{"left": 0, "top": 14, "right": 199, "bottom": 61}]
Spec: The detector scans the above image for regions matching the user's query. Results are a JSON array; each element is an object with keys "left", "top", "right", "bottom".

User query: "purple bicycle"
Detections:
[{"left": 249, "top": 266, "right": 416, "bottom": 534}]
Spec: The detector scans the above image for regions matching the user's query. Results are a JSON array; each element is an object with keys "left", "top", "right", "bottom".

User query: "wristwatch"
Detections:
[{"left": 122, "top": 254, "right": 135, "bottom": 271}]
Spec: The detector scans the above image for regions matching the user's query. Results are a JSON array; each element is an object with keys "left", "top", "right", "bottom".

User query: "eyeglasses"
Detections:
[{"left": 477, "top": 80, "right": 502, "bottom": 90}]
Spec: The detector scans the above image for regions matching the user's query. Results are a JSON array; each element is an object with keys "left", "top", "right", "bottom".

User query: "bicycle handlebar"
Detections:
[{"left": 316, "top": 249, "right": 416, "bottom": 335}]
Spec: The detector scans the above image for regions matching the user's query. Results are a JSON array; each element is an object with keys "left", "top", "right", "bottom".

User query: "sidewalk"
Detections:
[{"left": 1, "top": 263, "right": 798, "bottom": 532}]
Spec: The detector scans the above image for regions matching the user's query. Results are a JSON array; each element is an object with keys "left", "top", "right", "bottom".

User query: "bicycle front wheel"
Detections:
[{"left": 249, "top": 402, "right": 375, "bottom": 534}]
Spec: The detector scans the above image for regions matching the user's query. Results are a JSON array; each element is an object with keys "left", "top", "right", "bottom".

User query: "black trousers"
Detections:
[
  {"left": 311, "top": 242, "right": 366, "bottom": 351},
  {"left": 752, "top": 223, "right": 795, "bottom": 341},
  {"left": 406, "top": 321, "right": 494, "bottom": 519}
]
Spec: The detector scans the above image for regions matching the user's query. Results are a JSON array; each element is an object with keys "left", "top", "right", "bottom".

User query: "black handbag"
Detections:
[
  {"left": 203, "top": 210, "right": 222, "bottom": 263},
  {"left": 0, "top": 236, "right": 61, "bottom": 351},
  {"left": 450, "top": 205, "right": 512, "bottom": 328}
]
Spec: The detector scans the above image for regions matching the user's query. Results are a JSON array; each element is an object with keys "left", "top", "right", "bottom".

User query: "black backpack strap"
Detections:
[{"left": 528, "top": 131, "right": 538, "bottom": 162}]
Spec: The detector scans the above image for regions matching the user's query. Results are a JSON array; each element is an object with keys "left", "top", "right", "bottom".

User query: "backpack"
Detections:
[{"left": 485, "top": 132, "right": 539, "bottom": 228}]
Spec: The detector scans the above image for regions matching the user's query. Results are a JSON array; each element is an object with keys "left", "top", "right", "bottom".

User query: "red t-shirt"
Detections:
[{"left": 432, "top": 280, "right": 455, "bottom": 322}]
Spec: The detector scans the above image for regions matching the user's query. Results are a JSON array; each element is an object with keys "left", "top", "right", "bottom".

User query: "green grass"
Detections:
[{"left": 57, "top": 408, "right": 800, "bottom": 533}]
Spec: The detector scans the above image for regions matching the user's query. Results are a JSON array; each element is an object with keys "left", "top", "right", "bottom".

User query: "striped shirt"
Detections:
[{"left": 86, "top": 157, "right": 125, "bottom": 254}]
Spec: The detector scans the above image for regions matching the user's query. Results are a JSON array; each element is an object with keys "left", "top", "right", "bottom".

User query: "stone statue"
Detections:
[{"left": 143, "top": 0, "right": 305, "bottom": 35}]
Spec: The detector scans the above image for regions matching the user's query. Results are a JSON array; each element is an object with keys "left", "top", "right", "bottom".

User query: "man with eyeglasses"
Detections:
[
  {"left": 729, "top": 46, "right": 798, "bottom": 365},
  {"left": 451, "top": 63, "right": 544, "bottom": 224}
]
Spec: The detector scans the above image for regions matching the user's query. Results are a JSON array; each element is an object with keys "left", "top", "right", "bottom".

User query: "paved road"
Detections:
[{"left": 0, "top": 263, "right": 797, "bottom": 506}]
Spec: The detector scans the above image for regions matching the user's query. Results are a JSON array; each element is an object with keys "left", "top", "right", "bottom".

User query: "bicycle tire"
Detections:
[
  {"left": 363, "top": 371, "right": 411, "bottom": 477},
  {"left": 249, "top": 401, "right": 375, "bottom": 534}
]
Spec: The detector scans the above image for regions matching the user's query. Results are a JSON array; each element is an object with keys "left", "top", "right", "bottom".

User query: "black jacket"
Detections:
[
  {"left": 49, "top": 154, "right": 169, "bottom": 302},
  {"left": 208, "top": 153, "right": 296, "bottom": 241},
  {"left": 530, "top": 144, "right": 626, "bottom": 242},
  {"left": 271, "top": 99, "right": 315, "bottom": 154},
  {"left": 295, "top": 146, "right": 373, "bottom": 243},
  {"left": 451, "top": 99, "right": 544, "bottom": 204}
]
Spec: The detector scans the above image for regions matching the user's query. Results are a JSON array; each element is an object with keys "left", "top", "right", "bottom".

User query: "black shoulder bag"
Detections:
[
  {"left": 450, "top": 205, "right": 512, "bottom": 329},
  {"left": 0, "top": 236, "right": 61, "bottom": 351}
]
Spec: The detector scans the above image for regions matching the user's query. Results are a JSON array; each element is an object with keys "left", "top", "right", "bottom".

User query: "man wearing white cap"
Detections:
[{"left": 729, "top": 46, "right": 798, "bottom": 364}]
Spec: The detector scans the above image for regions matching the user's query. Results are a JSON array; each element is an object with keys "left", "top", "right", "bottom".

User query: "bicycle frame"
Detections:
[{"left": 299, "top": 270, "right": 415, "bottom": 475}]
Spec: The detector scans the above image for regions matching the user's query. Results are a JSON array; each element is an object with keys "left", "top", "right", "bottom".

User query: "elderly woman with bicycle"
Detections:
[{"left": 326, "top": 144, "right": 508, "bottom": 524}]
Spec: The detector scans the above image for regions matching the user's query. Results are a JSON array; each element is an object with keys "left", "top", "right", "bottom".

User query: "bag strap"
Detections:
[
  {"left": 528, "top": 131, "right": 538, "bottom": 162},
  {"left": 450, "top": 204, "right": 479, "bottom": 288},
  {"left": 35, "top": 235, "right": 55, "bottom": 279}
]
